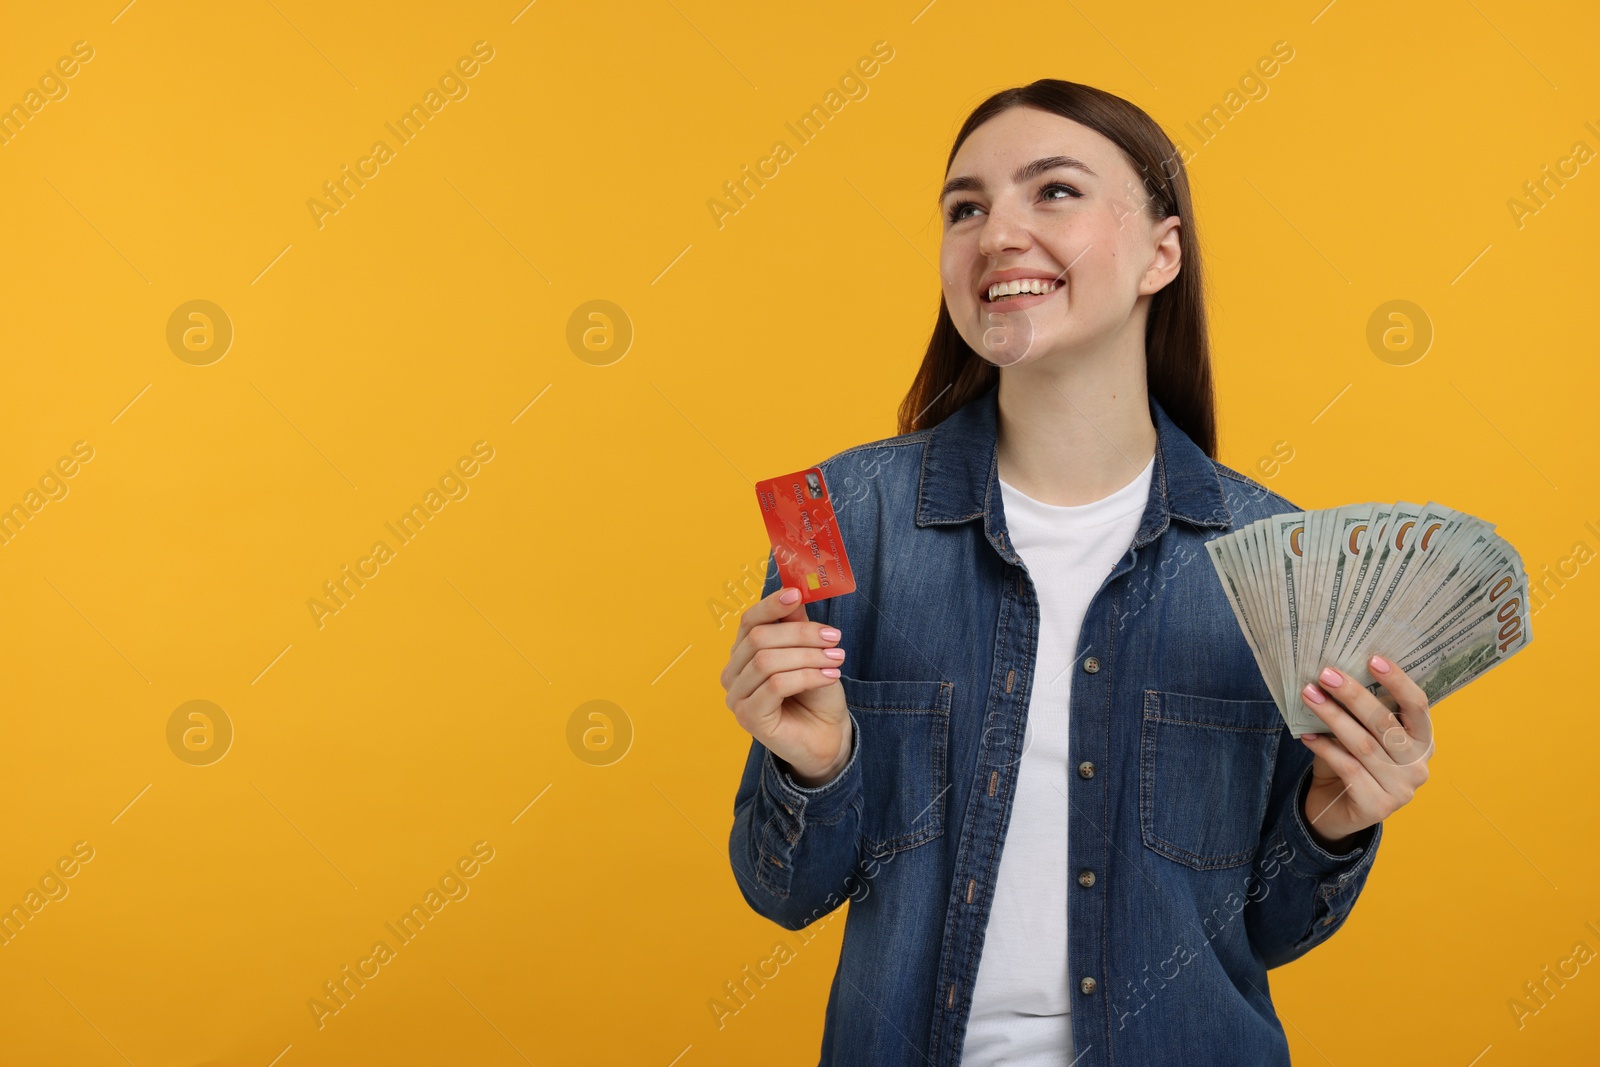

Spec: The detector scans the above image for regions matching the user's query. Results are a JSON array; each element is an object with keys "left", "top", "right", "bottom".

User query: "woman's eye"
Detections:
[
  {"left": 946, "top": 200, "right": 978, "bottom": 224},
  {"left": 1041, "top": 182, "right": 1081, "bottom": 202}
]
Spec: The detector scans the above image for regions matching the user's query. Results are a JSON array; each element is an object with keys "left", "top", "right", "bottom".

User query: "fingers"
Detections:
[
  {"left": 731, "top": 666, "right": 843, "bottom": 733},
  {"left": 1302, "top": 666, "right": 1409, "bottom": 765},
  {"left": 723, "top": 610, "right": 842, "bottom": 694},
  {"left": 721, "top": 586, "right": 815, "bottom": 689},
  {"left": 1367, "top": 654, "right": 1435, "bottom": 756},
  {"left": 1301, "top": 666, "right": 1430, "bottom": 801},
  {"left": 732, "top": 585, "right": 808, "bottom": 647},
  {"left": 725, "top": 643, "right": 846, "bottom": 709}
]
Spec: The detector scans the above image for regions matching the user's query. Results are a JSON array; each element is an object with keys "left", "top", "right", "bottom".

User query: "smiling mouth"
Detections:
[{"left": 982, "top": 279, "right": 1062, "bottom": 304}]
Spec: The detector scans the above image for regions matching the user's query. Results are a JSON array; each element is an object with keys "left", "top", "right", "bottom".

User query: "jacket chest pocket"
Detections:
[
  {"left": 842, "top": 675, "right": 953, "bottom": 859},
  {"left": 1139, "top": 689, "right": 1282, "bottom": 870}
]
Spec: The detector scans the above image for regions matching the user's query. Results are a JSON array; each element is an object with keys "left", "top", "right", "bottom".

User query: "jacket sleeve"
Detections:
[
  {"left": 1244, "top": 732, "right": 1383, "bottom": 969},
  {"left": 727, "top": 548, "right": 864, "bottom": 930}
]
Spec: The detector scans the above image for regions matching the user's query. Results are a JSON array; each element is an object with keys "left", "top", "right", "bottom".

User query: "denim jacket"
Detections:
[{"left": 727, "top": 381, "right": 1383, "bottom": 1066}]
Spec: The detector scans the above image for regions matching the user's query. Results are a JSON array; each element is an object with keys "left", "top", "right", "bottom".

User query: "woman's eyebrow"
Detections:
[{"left": 938, "top": 155, "right": 1098, "bottom": 203}]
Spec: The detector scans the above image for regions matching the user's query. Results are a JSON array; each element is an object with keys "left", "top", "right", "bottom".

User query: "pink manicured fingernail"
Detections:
[
  {"left": 1301, "top": 735, "right": 1317, "bottom": 745},
  {"left": 1370, "top": 654, "right": 1391, "bottom": 674},
  {"left": 820, "top": 627, "right": 841, "bottom": 641},
  {"left": 822, "top": 667, "right": 841, "bottom": 677},
  {"left": 824, "top": 647, "right": 845, "bottom": 660},
  {"left": 1319, "top": 667, "right": 1342, "bottom": 687},
  {"left": 1302, "top": 683, "right": 1327, "bottom": 705},
  {"left": 780, "top": 588, "right": 800, "bottom": 603}
]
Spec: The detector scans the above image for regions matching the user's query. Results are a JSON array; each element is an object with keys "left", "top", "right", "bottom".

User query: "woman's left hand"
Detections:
[{"left": 1297, "top": 654, "right": 1435, "bottom": 851}]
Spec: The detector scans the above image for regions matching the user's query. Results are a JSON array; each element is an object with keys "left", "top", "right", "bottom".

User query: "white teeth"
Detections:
[{"left": 987, "top": 278, "right": 1058, "bottom": 301}]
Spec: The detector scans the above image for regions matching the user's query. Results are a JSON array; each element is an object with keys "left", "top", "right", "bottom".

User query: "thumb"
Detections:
[{"left": 778, "top": 588, "right": 810, "bottom": 623}]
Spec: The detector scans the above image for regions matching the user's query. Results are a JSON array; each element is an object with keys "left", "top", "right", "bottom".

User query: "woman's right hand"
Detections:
[{"left": 721, "top": 586, "right": 852, "bottom": 787}]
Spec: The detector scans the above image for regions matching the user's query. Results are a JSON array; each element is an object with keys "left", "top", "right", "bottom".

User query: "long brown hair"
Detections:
[{"left": 896, "top": 79, "right": 1217, "bottom": 458}]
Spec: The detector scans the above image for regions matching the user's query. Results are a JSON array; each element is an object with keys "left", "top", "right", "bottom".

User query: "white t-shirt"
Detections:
[{"left": 960, "top": 455, "right": 1154, "bottom": 1066}]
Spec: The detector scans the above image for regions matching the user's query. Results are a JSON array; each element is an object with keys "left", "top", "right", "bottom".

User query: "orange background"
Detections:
[{"left": 1, "top": 1, "right": 1596, "bottom": 1064}]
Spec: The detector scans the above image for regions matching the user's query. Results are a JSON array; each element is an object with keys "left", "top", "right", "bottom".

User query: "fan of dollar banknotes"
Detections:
[{"left": 1205, "top": 501, "right": 1533, "bottom": 736}]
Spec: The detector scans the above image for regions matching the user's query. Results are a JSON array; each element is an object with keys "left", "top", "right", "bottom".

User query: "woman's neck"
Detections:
[{"left": 994, "top": 342, "right": 1158, "bottom": 507}]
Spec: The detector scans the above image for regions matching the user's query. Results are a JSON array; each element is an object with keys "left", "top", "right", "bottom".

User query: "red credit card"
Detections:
[{"left": 754, "top": 466, "right": 856, "bottom": 603}]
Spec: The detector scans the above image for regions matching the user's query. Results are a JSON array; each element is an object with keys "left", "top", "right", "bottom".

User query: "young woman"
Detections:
[{"left": 721, "top": 79, "right": 1434, "bottom": 1067}]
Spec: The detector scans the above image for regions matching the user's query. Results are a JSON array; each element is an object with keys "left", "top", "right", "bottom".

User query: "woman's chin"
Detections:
[{"left": 975, "top": 347, "right": 1042, "bottom": 370}]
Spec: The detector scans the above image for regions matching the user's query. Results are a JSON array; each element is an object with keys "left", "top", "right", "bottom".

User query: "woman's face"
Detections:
[{"left": 938, "top": 106, "right": 1180, "bottom": 369}]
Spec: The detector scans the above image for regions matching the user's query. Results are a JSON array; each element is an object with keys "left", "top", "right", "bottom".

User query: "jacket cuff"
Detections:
[{"left": 762, "top": 711, "right": 861, "bottom": 822}]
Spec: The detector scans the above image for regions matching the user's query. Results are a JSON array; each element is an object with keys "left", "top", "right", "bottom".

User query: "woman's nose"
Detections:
[{"left": 977, "top": 201, "right": 1032, "bottom": 259}]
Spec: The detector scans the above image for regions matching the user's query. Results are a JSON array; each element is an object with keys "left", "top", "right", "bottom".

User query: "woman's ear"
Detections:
[{"left": 1140, "top": 215, "right": 1183, "bottom": 295}]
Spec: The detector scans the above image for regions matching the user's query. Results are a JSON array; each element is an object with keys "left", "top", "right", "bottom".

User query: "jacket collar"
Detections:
[{"left": 914, "top": 380, "right": 1233, "bottom": 551}]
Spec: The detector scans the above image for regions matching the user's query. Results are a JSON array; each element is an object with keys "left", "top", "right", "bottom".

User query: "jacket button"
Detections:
[
  {"left": 1077, "top": 761, "right": 1095, "bottom": 779},
  {"left": 1079, "top": 976, "right": 1098, "bottom": 994},
  {"left": 1082, "top": 656, "right": 1100, "bottom": 674},
  {"left": 1077, "top": 869, "right": 1095, "bottom": 887}
]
